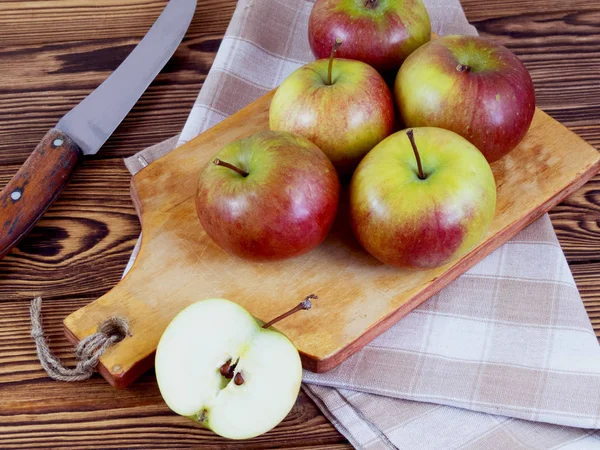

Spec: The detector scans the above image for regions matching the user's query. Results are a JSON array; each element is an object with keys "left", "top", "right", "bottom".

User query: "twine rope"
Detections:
[{"left": 30, "top": 297, "right": 128, "bottom": 381}]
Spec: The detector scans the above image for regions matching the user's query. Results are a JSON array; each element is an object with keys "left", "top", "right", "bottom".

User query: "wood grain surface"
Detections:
[{"left": 1, "top": 0, "right": 599, "bottom": 448}]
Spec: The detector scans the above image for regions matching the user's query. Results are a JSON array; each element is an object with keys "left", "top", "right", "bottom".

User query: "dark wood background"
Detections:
[{"left": 0, "top": 0, "right": 599, "bottom": 448}]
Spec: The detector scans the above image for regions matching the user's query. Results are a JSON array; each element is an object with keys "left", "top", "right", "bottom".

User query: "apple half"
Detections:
[{"left": 156, "top": 299, "right": 303, "bottom": 439}]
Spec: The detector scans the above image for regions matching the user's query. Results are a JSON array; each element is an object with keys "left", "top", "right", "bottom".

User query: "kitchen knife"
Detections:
[{"left": 0, "top": 0, "right": 197, "bottom": 259}]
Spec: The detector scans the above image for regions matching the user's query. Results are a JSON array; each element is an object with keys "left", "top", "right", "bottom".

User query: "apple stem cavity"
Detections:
[
  {"left": 262, "top": 294, "right": 316, "bottom": 329},
  {"left": 327, "top": 38, "right": 343, "bottom": 86},
  {"left": 213, "top": 158, "right": 249, "bottom": 177},
  {"left": 456, "top": 64, "right": 471, "bottom": 73},
  {"left": 406, "top": 129, "right": 426, "bottom": 180},
  {"left": 364, "top": 0, "right": 379, "bottom": 8}
]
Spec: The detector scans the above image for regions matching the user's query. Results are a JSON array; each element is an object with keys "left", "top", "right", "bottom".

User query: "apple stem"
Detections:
[
  {"left": 364, "top": 0, "right": 379, "bottom": 8},
  {"left": 456, "top": 64, "right": 471, "bottom": 73},
  {"left": 262, "top": 294, "right": 316, "bottom": 329},
  {"left": 213, "top": 158, "right": 249, "bottom": 177},
  {"left": 327, "top": 38, "right": 343, "bottom": 86},
  {"left": 406, "top": 129, "right": 425, "bottom": 180}
]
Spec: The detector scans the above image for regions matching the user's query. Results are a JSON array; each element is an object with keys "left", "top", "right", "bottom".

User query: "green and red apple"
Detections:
[
  {"left": 156, "top": 298, "right": 308, "bottom": 439},
  {"left": 308, "top": 0, "right": 431, "bottom": 73},
  {"left": 196, "top": 131, "right": 340, "bottom": 260},
  {"left": 269, "top": 45, "right": 394, "bottom": 175},
  {"left": 395, "top": 35, "right": 536, "bottom": 162},
  {"left": 350, "top": 127, "right": 496, "bottom": 268}
]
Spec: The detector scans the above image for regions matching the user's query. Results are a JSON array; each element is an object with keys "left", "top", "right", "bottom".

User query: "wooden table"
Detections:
[{"left": 0, "top": 0, "right": 598, "bottom": 448}]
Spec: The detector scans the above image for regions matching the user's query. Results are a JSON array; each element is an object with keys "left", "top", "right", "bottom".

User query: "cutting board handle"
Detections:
[{"left": 63, "top": 272, "right": 159, "bottom": 389}]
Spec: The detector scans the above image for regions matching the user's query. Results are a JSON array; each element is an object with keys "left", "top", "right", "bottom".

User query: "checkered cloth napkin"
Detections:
[{"left": 124, "top": 0, "right": 600, "bottom": 447}]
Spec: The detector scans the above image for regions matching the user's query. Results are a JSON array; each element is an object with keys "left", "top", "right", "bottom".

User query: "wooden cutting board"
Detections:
[{"left": 64, "top": 91, "right": 600, "bottom": 388}]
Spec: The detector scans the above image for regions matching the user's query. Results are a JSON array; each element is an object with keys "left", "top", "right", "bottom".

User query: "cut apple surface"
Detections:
[{"left": 156, "top": 299, "right": 303, "bottom": 440}]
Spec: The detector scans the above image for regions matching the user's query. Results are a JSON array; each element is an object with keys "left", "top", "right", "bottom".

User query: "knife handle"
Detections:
[{"left": 0, "top": 129, "right": 82, "bottom": 258}]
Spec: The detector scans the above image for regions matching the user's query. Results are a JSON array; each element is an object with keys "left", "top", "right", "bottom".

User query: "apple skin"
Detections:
[
  {"left": 350, "top": 127, "right": 496, "bottom": 269},
  {"left": 196, "top": 131, "right": 340, "bottom": 260},
  {"left": 308, "top": 0, "right": 431, "bottom": 73},
  {"left": 269, "top": 58, "right": 394, "bottom": 175},
  {"left": 395, "top": 35, "right": 536, "bottom": 163}
]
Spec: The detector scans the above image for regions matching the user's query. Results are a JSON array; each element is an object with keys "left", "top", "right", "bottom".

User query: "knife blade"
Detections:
[{"left": 0, "top": 0, "right": 197, "bottom": 259}]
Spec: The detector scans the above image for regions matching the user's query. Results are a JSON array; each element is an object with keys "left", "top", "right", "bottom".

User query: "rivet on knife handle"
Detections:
[{"left": 0, "top": 129, "right": 82, "bottom": 258}]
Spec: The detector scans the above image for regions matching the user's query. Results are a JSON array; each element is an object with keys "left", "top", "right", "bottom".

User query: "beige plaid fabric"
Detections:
[{"left": 124, "top": 0, "right": 600, "bottom": 448}]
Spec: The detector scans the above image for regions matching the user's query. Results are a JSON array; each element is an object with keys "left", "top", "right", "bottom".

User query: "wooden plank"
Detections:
[
  {"left": 462, "top": 0, "right": 600, "bottom": 21},
  {"left": 550, "top": 174, "right": 600, "bottom": 261},
  {"left": 0, "top": 160, "right": 141, "bottom": 301},
  {"left": 0, "top": 362, "right": 346, "bottom": 449}
]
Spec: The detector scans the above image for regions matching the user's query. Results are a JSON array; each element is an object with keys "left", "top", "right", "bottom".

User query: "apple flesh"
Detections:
[
  {"left": 196, "top": 131, "right": 340, "bottom": 260},
  {"left": 308, "top": 0, "right": 431, "bottom": 73},
  {"left": 350, "top": 127, "right": 496, "bottom": 268},
  {"left": 269, "top": 57, "right": 394, "bottom": 175},
  {"left": 395, "top": 35, "right": 535, "bottom": 163},
  {"left": 156, "top": 298, "right": 303, "bottom": 440}
]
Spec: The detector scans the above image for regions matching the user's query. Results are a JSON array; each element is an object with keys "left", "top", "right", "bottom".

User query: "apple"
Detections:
[
  {"left": 269, "top": 40, "right": 394, "bottom": 175},
  {"left": 395, "top": 35, "right": 536, "bottom": 163},
  {"left": 350, "top": 127, "right": 496, "bottom": 268},
  {"left": 156, "top": 296, "right": 313, "bottom": 439},
  {"left": 196, "top": 130, "right": 340, "bottom": 260},
  {"left": 308, "top": 0, "right": 431, "bottom": 73}
]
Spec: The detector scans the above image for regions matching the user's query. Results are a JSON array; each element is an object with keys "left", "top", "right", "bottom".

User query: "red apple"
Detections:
[
  {"left": 270, "top": 42, "right": 394, "bottom": 175},
  {"left": 196, "top": 131, "right": 340, "bottom": 261},
  {"left": 350, "top": 127, "right": 496, "bottom": 269},
  {"left": 395, "top": 35, "right": 536, "bottom": 162},
  {"left": 308, "top": 0, "right": 431, "bottom": 73}
]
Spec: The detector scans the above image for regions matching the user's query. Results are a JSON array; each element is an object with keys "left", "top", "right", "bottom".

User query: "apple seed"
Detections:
[
  {"left": 234, "top": 372, "right": 245, "bottom": 386},
  {"left": 219, "top": 359, "right": 232, "bottom": 377},
  {"left": 219, "top": 358, "right": 237, "bottom": 379}
]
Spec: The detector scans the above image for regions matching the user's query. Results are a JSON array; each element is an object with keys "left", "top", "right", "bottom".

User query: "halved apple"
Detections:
[{"left": 155, "top": 298, "right": 303, "bottom": 439}]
